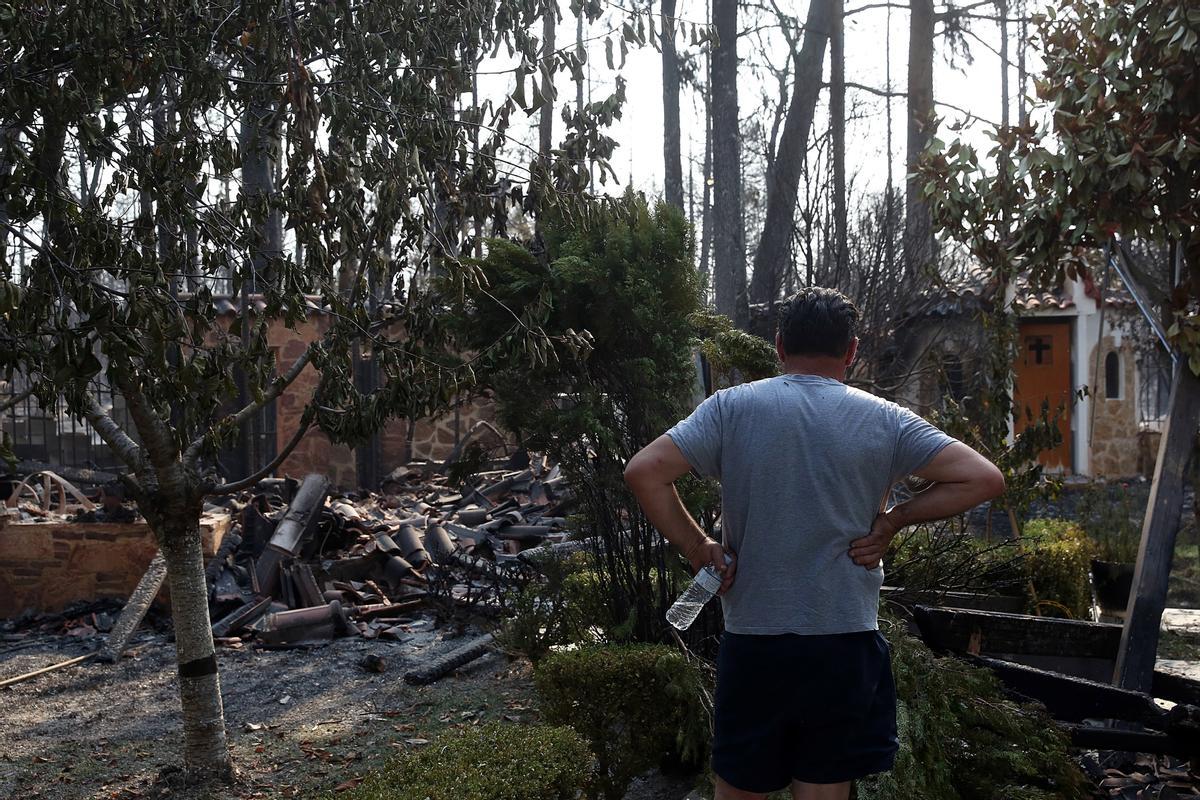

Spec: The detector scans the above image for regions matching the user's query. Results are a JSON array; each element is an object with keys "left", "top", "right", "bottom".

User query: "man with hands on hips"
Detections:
[{"left": 625, "top": 287, "right": 1005, "bottom": 800}]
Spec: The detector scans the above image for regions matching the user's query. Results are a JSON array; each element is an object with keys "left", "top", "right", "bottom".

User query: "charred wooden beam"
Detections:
[
  {"left": 912, "top": 605, "right": 1122, "bottom": 660},
  {"left": 354, "top": 599, "right": 424, "bottom": 620},
  {"left": 403, "top": 633, "right": 495, "bottom": 685},
  {"left": 1059, "top": 723, "right": 1189, "bottom": 757},
  {"left": 1153, "top": 668, "right": 1200, "bottom": 708},
  {"left": 1116, "top": 367, "right": 1200, "bottom": 692},
  {"left": 974, "top": 655, "right": 1165, "bottom": 726}
]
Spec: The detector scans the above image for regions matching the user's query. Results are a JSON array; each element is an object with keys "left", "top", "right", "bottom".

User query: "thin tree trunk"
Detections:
[
  {"left": 539, "top": 0, "right": 555, "bottom": 159},
  {"left": 661, "top": 0, "right": 683, "bottom": 209},
  {"left": 158, "top": 513, "right": 233, "bottom": 778},
  {"left": 711, "top": 0, "right": 748, "bottom": 327},
  {"left": 1017, "top": 0, "right": 1027, "bottom": 127},
  {"left": 240, "top": 86, "right": 282, "bottom": 290},
  {"left": 747, "top": 0, "right": 835, "bottom": 307},
  {"left": 699, "top": 19, "right": 713, "bottom": 291},
  {"left": 903, "top": 0, "right": 935, "bottom": 280},
  {"left": 999, "top": 0, "right": 1009, "bottom": 128},
  {"left": 831, "top": 0, "right": 847, "bottom": 286},
  {"left": 0, "top": 124, "right": 15, "bottom": 270},
  {"left": 575, "top": 13, "right": 585, "bottom": 121}
]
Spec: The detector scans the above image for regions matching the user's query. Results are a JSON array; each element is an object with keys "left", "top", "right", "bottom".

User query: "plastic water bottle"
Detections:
[{"left": 666, "top": 555, "right": 731, "bottom": 631}]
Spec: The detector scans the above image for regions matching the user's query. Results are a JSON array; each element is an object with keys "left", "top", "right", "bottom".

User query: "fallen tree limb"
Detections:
[
  {"left": 403, "top": 633, "right": 495, "bottom": 685},
  {"left": 0, "top": 653, "right": 96, "bottom": 689}
]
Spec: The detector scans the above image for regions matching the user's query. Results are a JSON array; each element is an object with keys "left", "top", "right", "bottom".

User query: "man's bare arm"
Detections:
[
  {"left": 624, "top": 435, "right": 736, "bottom": 593},
  {"left": 848, "top": 441, "right": 1005, "bottom": 568}
]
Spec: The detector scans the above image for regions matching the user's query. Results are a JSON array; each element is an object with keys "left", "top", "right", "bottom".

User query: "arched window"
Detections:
[{"left": 1105, "top": 351, "right": 1121, "bottom": 399}]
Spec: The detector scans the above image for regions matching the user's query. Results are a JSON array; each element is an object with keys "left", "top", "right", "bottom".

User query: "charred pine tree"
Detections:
[
  {"left": 747, "top": 0, "right": 835, "bottom": 307},
  {"left": 711, "top": 0, "right": 748, "bottom": 326},
  {"left": 830, "top": 0, "right": 847, "bottom": 285},
  {"left": 904, "top": 0, "right": 936, "bottom": 280},
  {"left": 661, "top": 0, "right": 684, "bottom": 209}
]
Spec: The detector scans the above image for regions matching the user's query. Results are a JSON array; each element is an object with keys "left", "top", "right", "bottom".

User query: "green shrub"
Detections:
[
  {"left": 499, "top": 551, "right": 612, "bottom": 662},
  {"left": 1075, "top": 481, "right": 1143, "bottom": 562},
  {"left": 1020, "top": 519, "right": 1096, "bottom": 619},
  {"left": 338, "top": 722, "right": 593, "bottom": 800},
  {"left": 535, "top": 643, "right": 709, "bottom": 800},
  {"left": 857, "top": 622, "right": 1090, "bottom": 800}
]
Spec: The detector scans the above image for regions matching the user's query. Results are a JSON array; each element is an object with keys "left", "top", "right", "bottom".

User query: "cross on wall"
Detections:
[{"left": 1026, "top": 336, "right": 1053, "bottom": 365}]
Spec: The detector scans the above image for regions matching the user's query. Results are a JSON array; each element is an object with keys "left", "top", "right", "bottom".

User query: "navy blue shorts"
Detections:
[{"left": 712, "top": 629, "right": 899, "bottom": 792}]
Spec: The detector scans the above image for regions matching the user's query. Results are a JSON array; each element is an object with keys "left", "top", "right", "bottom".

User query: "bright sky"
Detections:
[{"left": 492, "top": 0, "right": 1050, "bottom": 204}]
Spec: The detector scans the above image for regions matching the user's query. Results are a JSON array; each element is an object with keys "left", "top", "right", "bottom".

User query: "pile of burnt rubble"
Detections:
[{"left": 203, "top": 458, "right": 578, "bottom": 649}]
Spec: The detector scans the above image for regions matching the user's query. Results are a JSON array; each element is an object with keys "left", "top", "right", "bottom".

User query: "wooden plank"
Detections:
[
  {"left": 1153, "top": 667, "right": 1200, "bottom": 708},
  {"left": 1115, "top": 366, "right": 1200, "bottom": 692},
  {"left": 97, "top": 553, "right": 168, "bottom": 663},
  {"left": 975, "top": 655, "right": 1165, "bottom": 726},
  {"left": 912, "top": 605, "right": 1122, "bottom": 660},
  {"left": 1059, "top": 723, "right": 1187, "bottom": 757}
]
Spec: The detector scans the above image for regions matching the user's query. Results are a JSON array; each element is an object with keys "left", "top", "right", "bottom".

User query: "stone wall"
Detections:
[
  {"left": 1088, "top": 335, "right": 1141, "bottom": 477},
  {"left": 0, "top": 513, "right": 230, "bottom": 617}
]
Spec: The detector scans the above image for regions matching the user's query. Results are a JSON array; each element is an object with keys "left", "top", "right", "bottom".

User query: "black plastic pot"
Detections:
[{"left": 1091, "top": 559, "right": 1135, "bottom": 612}]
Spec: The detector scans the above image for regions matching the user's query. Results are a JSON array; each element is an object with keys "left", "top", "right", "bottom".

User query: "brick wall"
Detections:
[{"left": 0, "top": 513, "right": 230, "bottom": 617}]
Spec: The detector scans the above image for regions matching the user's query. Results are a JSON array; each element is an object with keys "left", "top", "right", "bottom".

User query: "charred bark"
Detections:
[
  {"left": 711, "top": 0, "right": 748, "bottom": 327},
  {"left": 830, "top": 0, "right": 847, "bottom": 285},
  {"left": 747, "top": 0, "right": 835, "bottom": 307},
  {"left": 903, "top": 0, "right": 936, "bottom": 280},
  {"left": 661, "top": 0, "right": 684, "bottom": 209}
]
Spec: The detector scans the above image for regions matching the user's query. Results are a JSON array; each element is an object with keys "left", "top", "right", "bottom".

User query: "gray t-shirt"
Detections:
[{"left": 666, "top": 374, "right": 955, "bottom": 635}]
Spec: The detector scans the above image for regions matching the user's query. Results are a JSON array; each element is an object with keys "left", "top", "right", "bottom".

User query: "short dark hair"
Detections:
[{"left": 777, "top": 287, "right": 859, "bottom": 357}]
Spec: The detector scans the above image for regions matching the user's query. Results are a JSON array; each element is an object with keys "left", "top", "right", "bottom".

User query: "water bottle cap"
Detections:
[{"left": 695, "top": 564, "right": 723, "bottom": 593}]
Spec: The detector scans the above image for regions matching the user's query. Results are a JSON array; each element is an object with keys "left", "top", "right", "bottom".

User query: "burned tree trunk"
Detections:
[
  {"left": 747, "top": 0, "right": 835, "bottom": 307},
  {"left": 538, "top": 0, "right": 556, "bottom": 160},
  {"left": 711, "top": 0, "right": 747, "bottom": 327},
  {"left": 904, "top": 0, "right": 936, "bottom": 280},
  {"left": 661, "top": 0, "right": 684, "bottom": 209},
  {"left": 830, "top": 0, "right": 847, "bottom": 285}
]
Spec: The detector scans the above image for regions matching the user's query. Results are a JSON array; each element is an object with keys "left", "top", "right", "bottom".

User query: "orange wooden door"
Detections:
[{"left": 1013, "top": 321, "right": 1073, "bottom": 470}]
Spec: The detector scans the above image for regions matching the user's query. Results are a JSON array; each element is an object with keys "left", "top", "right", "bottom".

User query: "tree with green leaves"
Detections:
[
  {"left": 917, "top": 0, "right": 1200, "bottom": 692},
  {"left": 445, "top": 194, "right": 722, "bottom": 643},
  {"left": 0, "top": 0, "right": 624, "bottom": 782}
]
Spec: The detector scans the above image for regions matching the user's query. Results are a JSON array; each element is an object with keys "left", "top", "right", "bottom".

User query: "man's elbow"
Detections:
[
  {"left": 623, "top": 453, "right": 649, "bottom": 491},
  {"left": 978, "top": 464, "right": 1005, "bottom": 501}
]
